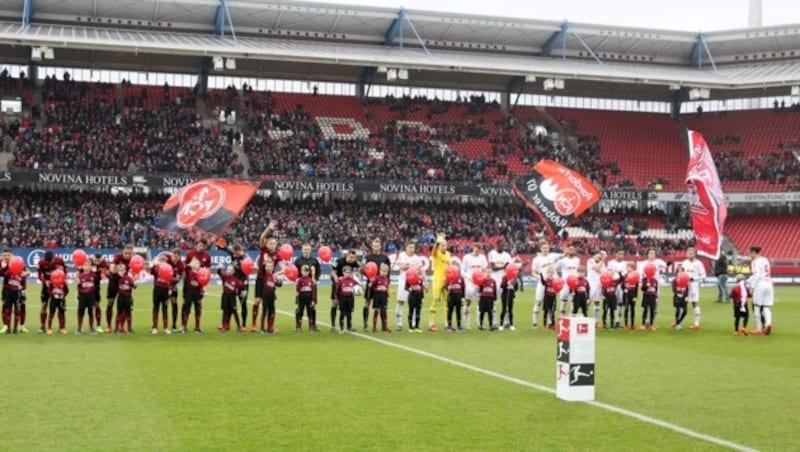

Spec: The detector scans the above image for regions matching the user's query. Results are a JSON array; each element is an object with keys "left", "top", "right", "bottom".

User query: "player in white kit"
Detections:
[
  {"left": 488, "top": 243, "right": 512, "bottom": 288},
  {"left": 394, "top": 242, "right": 423, "bottom": 331},
  {"left": 461, "top": 243, "right": 487, "bottom": 330},
  {"left": 586, "top": 252, "right": 606, "bottom": 324},
  {"left": 748, "top": 246, "right": 774, "bottom": 335},
  {"left": 488, "top": 243, "right": 512, "bottom": 327},
  {"left": 531, "top": 242, "right": 560, "bottom": 328},
  {"left": 606, "top": 249, "right": 628, "bottom": 328},
  {"left": 555, "top": 245, "right": 580, "bottom": 316},
  {"left": 680, "top": 246, "right": 707, "bottom": 330}
]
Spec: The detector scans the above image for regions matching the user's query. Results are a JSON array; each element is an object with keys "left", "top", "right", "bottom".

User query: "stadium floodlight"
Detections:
[
  {"left": 30, "top": 47, "right": 42, "bottom": 61},
  {"left": 397, "top": 69, "right": 409, "bottom": 80},
  {"left": 43, "top": 47, "right": 55, "bottom": 60},
  {"left": 525, "top": 75, "right": 537, "bottom": 82},
  {"left": 377, "top": 66, "right": 388, "bottom": 73},
  {"left": 669, "top": 84, "right": 681, "bottom": 91},
  {"left": 386, "top": 69, "right": 398, "bottom": 81},
  {"left": 791, "top": 86, "right": 800, "bottom": 96},
  {"left": 699, "top": 88, "right": 710, "bottom": 99},
  {"left": 212, "top": 56, "right": 224, "bottom": 71},
  {"left": 543, "top": 79, "right": 555, "bottom": 91},
  {"left": 225, "top": 58, "right": 236, "bottom": 70},
  {"left": 554, "top": 78, "right": 565, "bottom": 90}
]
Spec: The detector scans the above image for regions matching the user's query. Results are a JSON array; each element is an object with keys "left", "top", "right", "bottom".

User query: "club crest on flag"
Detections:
[
  {"left": 540, "top": 179, "right": 581, "bottom": 216},
  {"left": 158, "top": 178, "right": 260, "bottom": 238},
  {"left": 512, "top": 160, "right": 601, "bottom": 236},
  {"left": 176, "top": 181, "right": 227, "bottom": 229}
]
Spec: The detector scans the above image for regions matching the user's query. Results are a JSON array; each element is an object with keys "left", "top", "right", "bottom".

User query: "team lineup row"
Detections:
[{"left": 0, "top": 225, "right": 776, "bottom": 336}]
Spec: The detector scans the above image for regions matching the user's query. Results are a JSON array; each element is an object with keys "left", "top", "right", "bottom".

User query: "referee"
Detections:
[{"left": 293, "top": 243, "right": 321, "bottom": 281}]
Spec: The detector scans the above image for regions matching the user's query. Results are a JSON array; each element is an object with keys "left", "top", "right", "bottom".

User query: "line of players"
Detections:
[
  {"left": 0, "top": 226, "right": 776, "bottom": 336},
  {"left": 528, "top": 242, "right": 775, "bottom": 335}
]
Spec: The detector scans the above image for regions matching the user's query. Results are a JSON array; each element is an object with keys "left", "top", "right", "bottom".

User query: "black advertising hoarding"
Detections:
[{"left": 0, "top": 169, "right": 650, "bottom": 201}]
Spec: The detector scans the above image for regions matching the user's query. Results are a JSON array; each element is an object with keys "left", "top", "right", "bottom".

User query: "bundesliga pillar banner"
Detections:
[
  {"left": 511, "top": 160, "right": 601, "bottom": 236},
  {"left": 157, "top": 178, "right": 260, "bottom": 237},
  {"left": 685, "top": 130, "right": 727, "bottom": 260},
  {"left": 556, "top": 317, "right": 595, "bottom": 402}
]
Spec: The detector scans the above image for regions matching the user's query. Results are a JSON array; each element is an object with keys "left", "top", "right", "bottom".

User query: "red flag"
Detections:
[
  {"left": 157, "top": 179, "right": 259, "bottom": 237},
  {"left": 685, "top": 130, "right": 727, "bottom": 259},
  {"left": 511, "top": 159, "right": 601, "bottom": 236}
]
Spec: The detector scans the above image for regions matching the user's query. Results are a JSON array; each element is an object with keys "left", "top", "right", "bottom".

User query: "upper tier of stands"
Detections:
[{"left": 2, "top": 78, "right": 797, "bottom": 192}]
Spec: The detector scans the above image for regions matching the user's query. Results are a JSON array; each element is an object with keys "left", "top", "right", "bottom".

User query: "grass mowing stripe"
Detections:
[{"left": 273, "top": 307, "right": 758, "bottom": 452}]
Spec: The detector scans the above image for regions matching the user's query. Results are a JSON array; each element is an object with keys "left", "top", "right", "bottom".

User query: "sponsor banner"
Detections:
[
  {"left": 652, "top": 191, "right": 800, "bottom": 204},
  {"left": 2, "top": 169, "right": 794, "bottom": 203},
  {"left": 601, "top": 190, "right": 648, "bottom": 201}
]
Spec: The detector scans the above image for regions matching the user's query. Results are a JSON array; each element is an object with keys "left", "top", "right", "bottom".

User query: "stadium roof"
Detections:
[{"left": 0, "top": 0, "right": 799, "bottom": 101}]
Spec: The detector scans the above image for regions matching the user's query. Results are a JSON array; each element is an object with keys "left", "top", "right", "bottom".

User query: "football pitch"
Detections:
[{"left": 1, "top": 285, "right": 798, "bottom": 451}]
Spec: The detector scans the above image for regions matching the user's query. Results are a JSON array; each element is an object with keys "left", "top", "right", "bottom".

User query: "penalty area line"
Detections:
[{"left": 276, "top": 309, "right": 757, "bottom": 452}]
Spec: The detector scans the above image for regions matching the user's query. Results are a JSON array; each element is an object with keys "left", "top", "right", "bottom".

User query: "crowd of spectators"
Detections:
[
  {"left": 715, "top": 149, "right": 799, "bottom": 187},
  {"left": 243, "top": 98, "right": 497, "bottom": 182},
  {"left": 0, "top": 188, "right": 694, "bottom": 259},
  {"left": 10, "top": 76, "right": 244, "bottom": 177}
]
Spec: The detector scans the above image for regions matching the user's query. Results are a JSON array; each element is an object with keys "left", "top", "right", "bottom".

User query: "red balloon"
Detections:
[
  {"left": 157, "top": 264, "right": 174, "bottom": 282},
  {"left": 72, "top": 249, "right": 88, "bottom": 267},
  {"left": 676, "top": 272, "right": 690, "bottom": 288},
  {"left": 8, "top": 256, "right": 24, "bottom": 276},
  {"left": 130, "top": 255, "right": 145, "bottom": 274},
  {"left": 406, "top": 268, "right": 421, "bottom": 285},
  {"left": 278, "top": 244, "right": 294, "bottom": 261},
  {"left": 317, "top": 246, "right": 333, "bottom": 263},
  {"left": 363, "top": 262, "right": 378, "bottom": 279},
  {"left": 505, "top": 264, "right": 519, "bottom": 280},
  {"left": 626, "top": 271, "right": 641, "bottom": 286},
  {"left": 471, "top": 270, "right": 486, "bottom": 286},
  {"left": 644, "top": 263, "right": 657, "bottom": 279},
  {"left": 51, "top": 269, "right": 66, "bottom": 288},
  {"left": 445, "top": 265, "right": 460, "bottom": 283},
  {"left": 551, "top": 277, "right": 565, "bottom": 292},
  {"left": 196, "top": 267, "right": 211, "bottom": 287},
  {"left": 600, "top": 272, "right": 614, "bottom": 288},
  {"left": 240, "top": 257, "right": 254, "bottom": 276},
  {"left": 283, "top": 264, "right": 299, "bottom": 282},
  {"left": 566, "top": 274, "right": 579, "bottom": 290}
]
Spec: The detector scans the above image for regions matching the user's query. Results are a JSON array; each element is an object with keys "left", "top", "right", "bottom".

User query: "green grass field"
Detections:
[{"left": 1, "top": 285, "right": 798, "bottom": 451}]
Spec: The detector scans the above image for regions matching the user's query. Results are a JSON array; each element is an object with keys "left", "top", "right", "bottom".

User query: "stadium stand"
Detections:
[
  {"left": 684, "top": 109, "right": 800, "bottom": 191},
  {"left": 724, "top": 215, "right": 800, "bottom": 260},
  {"left": 11, "top": 78, "right": 244, "bottom": 176}
]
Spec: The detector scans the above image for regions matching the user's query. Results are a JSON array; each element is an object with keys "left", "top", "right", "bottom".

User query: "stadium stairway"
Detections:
[
  {"left": 233, "top": 138, "right": 250, "bottom": 178},
  {"left": 0, "top": 150, "right": 14, "bottom": 169}
]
